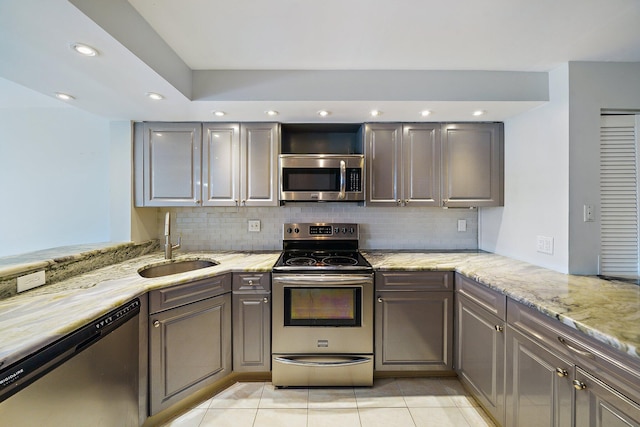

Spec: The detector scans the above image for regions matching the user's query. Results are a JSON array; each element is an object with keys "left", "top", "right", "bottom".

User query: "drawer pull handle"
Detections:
[
  {"left": 153, "top": 320, "right": 160, "bottom": 328},
  {"left": 494, "top": 325, "right": 504, "bottom": 332},
  {"left": 555, "top": 367, "right": 568, "bottom": 377},
  {"left": 557, "top": 337, "right": 594, "bottom": 359},
  {"left": 573, "top": 380, "right": 586, "bottom": 390}
]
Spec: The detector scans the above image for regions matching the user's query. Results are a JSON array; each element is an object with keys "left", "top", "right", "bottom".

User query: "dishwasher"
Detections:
[{"left": 0, "top": 298, "right": 142, "bottom": 427}]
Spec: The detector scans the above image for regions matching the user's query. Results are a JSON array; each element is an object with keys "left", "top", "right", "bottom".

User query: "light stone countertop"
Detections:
[
  {"left": 362, "top": 251, "right": 640, "bottom": 362},
  {"left": 1, "top": 247, "right": 639, "bottom": 372},
  {"left": 0, "top": 250, "right": 281, "bottom": 368}
]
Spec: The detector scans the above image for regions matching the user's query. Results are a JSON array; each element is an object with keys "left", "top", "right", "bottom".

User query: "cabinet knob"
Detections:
[
  {"left": 396, "top": 200, "right": 402, "bottom": 206},
  {"left": 572, "top": 380, "right": 586, "bottom": 390},
  {"left": 494, "top": 325, "right": 504, "bottom": 332},
  {"left": 377, "top": 297, "right": 383, "bottom": 303},
  {"left": 404, "top": 199, "right": 409, "bottom": 205},
  {"left": 555, "top": 367, "right": 568, "bottom": 377},
  {"left": 248, "top": 280, "right": 254, "bottom": 286},
  {"left": 263, "top": 297, "right": 269, "bottom": 303},
  {"left": 195, "top": 200, "right": 201, "bottom": 204},
  {"left": 153, "top": 320, "right": 160, "bottom": 328}
]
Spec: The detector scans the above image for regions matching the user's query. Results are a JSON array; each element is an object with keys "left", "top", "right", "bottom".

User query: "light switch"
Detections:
[
  {"left": 457, "top": 220, "right": 467, "bottom": 232},
  {"left": 536, "top": 236, "right": 554, "bottom": 255}
]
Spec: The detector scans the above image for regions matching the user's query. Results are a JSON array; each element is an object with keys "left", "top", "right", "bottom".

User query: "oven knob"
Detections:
[
  {"left": 334, "top": 227, "right": 339, "bottom": 234},
  {"left": 349, "top": 227, "right": 355, "bottom": 234},
  {"left": 341, "top": 227, "right": 346, "bottom": 233},
  {"left": 286, "top": 227, "right": 293, "bottom": 234},
  {"left": 294, "top": 227, "right": 300, "bottom": 234}
]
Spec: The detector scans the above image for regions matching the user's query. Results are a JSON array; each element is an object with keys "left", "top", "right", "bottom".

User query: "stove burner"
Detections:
[
  {"left": 321, "top": 256, "right": 358, "bottom": 266},
  {"left": 285, "top": 257, "right": 317, "bottom": 266}
]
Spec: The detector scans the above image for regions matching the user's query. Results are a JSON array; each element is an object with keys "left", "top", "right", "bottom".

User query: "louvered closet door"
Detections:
[{"left": 600, "top": 115, "right": 639, "bottom": 276}]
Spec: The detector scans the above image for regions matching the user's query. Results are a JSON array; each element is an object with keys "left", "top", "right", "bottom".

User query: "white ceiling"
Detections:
[{"left": 0, "top": 0, "right": 639, "bottom": 122}]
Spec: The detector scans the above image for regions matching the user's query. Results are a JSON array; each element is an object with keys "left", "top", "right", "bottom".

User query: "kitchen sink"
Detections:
[{"left": 138, "top": 259, "right": 218, "bottom": 278}]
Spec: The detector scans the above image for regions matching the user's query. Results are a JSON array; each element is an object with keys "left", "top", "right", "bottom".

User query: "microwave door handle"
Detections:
[{"left": 339, "top": 160, "right": 346, "bottom": 199}]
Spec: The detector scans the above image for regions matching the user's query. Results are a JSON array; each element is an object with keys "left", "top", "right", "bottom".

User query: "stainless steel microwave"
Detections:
[{"left": 279, "top": 154, "right": 365, "bottom": 202}]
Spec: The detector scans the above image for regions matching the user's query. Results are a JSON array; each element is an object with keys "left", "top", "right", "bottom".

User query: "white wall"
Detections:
[
  {"left": 0, "top": 107, "right": 113, "bottom": 257},
  {"left": 480, "top": 65, "right": 570, "bottom": 272},
  {"left": 568, "top": 62, "right": 640, "bottom": 274}
]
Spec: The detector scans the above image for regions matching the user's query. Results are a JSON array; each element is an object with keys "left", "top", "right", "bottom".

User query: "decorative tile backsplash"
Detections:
[{"left": 158, "top": 204, "right": 478, "bottom": 251}]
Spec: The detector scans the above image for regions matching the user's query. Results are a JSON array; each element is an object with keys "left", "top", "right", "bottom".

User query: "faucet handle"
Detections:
[{"left": 172, "top": 236, "right": 182, "bottom": 250}]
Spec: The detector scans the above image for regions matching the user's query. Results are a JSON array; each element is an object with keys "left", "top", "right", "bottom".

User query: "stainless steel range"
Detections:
[{"left": 271, "top": 223, "right": 374, "bottom": 387}]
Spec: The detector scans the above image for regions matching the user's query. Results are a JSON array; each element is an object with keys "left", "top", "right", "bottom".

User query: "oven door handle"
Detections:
[
  {"left": 273, "top": 356, "right": 370, "bottom": 367},
  {"left": 273, "top": 275, "right": 372, "bottom": 286},
  {"left": 339, "top": 160, "right": 346, "bottom": 200}
]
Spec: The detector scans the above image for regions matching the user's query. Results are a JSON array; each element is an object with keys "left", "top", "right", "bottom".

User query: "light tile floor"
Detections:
[{"left": 161, "top": 377, "right": 497, "bottom": 427}]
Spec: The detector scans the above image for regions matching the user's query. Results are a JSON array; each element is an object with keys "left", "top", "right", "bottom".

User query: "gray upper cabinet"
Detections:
[
  {"left": 135, "top": 122, "right": 279, "bottom": 207},
  {"left": 241, "top": 123, "right": 279, "bottom": 206},
  {"left": 365, "top": 123, "right": 440, "bottom": 207},
  {"left": 136, "top": 122, "right": 203, "bottom": 206},
  {"left": 442, "top": 122, "right": 504, "bottom": 207},
  {"left": 202, "top": 122, "right": 279, "bottom": 207}
]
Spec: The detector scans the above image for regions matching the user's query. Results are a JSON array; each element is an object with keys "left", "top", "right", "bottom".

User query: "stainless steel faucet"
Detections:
[{"left": 164, "top": 212, "right": 181, "bottom": 259}]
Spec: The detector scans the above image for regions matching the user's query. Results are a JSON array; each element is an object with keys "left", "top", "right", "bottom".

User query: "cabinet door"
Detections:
[
  {"left": 441, "top": 122, "right": 503, "bottom": 207},
  {"left": 233, "top": 293, "right": 271, "bottom": 372},
  {"left": 149, "top": 293, "right": 231, "bottom": 414},
  {"left": 402, "top": 124, "right": 441, "bottom": 206},
  {"left": 456, "top": 293, "right": 505, "bottom": 425},
  {"left": 141, "top": 122, "right": 202, "bottom": 206},
  {"left": 375, "top": 291, "right": 453, "bottom": 371},
  {"left": 365, "top": 123, "right": 402, "bottom": 206},
  {"left": 202, "top": 123, "right": 240, "bottom": 206},
  {"left": 575, "top": 367, "right": 640, "bottom": 427},
  {"left": 241, "top": 123, "right": 279, "bottom": 206},
  {"left": 505, "top": 327, "right": 573, "bottom": 427}
]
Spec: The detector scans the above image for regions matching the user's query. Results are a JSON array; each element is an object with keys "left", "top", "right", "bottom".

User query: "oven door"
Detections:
[{"left": 272, "top": 274, "right": 373, "bottom": 354}]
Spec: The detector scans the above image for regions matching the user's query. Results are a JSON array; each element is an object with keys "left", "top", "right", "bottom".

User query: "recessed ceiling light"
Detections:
[
  {"left": 146, "top": 92, "right": 164, "bottom": 100},
  {"left": 370, "top": 110, "right": 382, "bottom": 117},
  {"left": 55, "top": 92, "right": 75, "bottom": 101},
  {"left": 317, "top": 110, "right": 331, "bottom": 117},
  {"left": 420, "top": 110, "right": 432, "bottom": 117},
  {"left": 472, "top": 110, "right": 486, "bottom": 116},
  {"left": 265, "top": 110, "right": 279, "bottom": 116},
  {"left": 70, "top": 43, "right": 98, "bottom": 57},
  {"left": 212, "top": 110, "right": 226, "bottom": 117}
]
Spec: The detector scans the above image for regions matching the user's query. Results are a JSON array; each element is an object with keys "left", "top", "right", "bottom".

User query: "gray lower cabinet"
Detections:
[
  {"left": 505, "top": 325, "right": 573, "bottom": 427},
  {"left": 148, "top": 275, "right": 232, "bottom": 415},
  {"left": 574, "top": 367, "right": 640, "bottom": 427},
  {"left": 232, "top": 273, "right": 271, "bottom": 372},
  {"left": 507, "top": 298, "right": 640, "bottom": 427},
  {"left": 455, "top": 273, "right": 506, "bottom": 426},
  {"left": 375, "top": 271, "right": 453, "bottom": 371}
]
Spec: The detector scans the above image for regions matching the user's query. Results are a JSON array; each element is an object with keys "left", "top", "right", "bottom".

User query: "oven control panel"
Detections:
[{"left": 283, "top": 223, "right": 359, "bottom": 240}]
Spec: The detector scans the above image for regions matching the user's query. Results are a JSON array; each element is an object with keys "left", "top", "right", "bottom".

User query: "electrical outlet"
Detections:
[
  {"left": 17, "top": 270, "right": 46, "bottom": 293},
  {"left": 584, "top": 204, "right": 595, "bottom": 222},
  {"left": 457, "top": 219, "right": 467, "bottom": 232},
  {"left": 536, "top": 236, "right": 554, "bottom": 255},
  {"left": 248, "top": 220, "right": 261, "bottom": 232}
]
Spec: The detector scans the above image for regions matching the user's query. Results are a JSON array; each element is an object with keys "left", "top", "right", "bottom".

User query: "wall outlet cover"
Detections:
[
  {"left": 17, "top": 270, "right": 46, "bottom": 293},
  {"left": 457, "top": 219, "right": 467, "bottom": 232},
  {"left": 248, "top": 219, "right": 261, "bottom": 232}
]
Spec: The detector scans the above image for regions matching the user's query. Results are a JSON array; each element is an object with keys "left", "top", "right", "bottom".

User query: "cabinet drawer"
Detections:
[
  {"left": 149, "top": 273, "right": 231, "bottom": 313},
  {"left": 455, "top": 273, "right": 506, "bottom": 320},
  {"left": 507, "top": 298, "right": 640, "bottom": 405},
  {"left": 233, "top": 272, "right": 271, "bottom": 292},
  {"left": 375, "top": 271, "right": 453, "bottom": 291}
]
